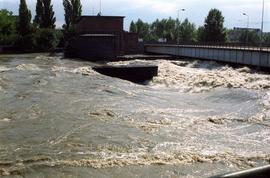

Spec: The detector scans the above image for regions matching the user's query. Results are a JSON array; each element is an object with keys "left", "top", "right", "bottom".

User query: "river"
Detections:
[{"left": 0, "top": 54, "right": 270, "bottom": 177}]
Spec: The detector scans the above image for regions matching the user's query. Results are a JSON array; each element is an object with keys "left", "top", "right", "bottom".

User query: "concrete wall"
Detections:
[{"left": 145, "top": 45, "right": 270, "bottom": 68}]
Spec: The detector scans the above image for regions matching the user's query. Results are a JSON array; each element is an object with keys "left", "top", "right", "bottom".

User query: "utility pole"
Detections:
[
  {"left": 259, "top": 0, "right": 265, "bottom": 67},
  {"left": 260, "top": 0, "right": 265, "bottom": 49},
  {"left": 99, "top": 0, "right": 102, "bottom": 15},
  {"left": 242, "top": 13, "right": 249, "bottom": 44},
  {"left": 177, "top": 9, "right": 185, "bottom": 57}
]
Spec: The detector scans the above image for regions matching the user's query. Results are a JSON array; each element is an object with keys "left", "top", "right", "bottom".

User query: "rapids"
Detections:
[{"left": 0, "top": 54, "right": 270, "bottom": 177}]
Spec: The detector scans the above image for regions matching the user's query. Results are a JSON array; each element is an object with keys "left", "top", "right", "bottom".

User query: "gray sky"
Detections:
[{"left": 0, "top": 0, "right": 269, "bottom": 31}]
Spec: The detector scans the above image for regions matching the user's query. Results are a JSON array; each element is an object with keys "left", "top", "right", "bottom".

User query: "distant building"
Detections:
[{"left": 67, "top": 16, "right": 141, "bottom": 60}]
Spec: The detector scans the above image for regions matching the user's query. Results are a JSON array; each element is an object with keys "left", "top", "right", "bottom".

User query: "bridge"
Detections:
[{"left": 145, "top": 43, "right": 270, "bottom": 68}]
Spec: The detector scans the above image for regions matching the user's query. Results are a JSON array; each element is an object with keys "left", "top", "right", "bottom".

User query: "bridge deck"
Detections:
[{"left": 145, "top": 44, "right": 270, "bottom": 68}]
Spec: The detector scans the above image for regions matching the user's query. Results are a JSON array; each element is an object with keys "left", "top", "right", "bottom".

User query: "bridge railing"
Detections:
[{"left": 145, "top": 41, "right": 270, "bottom": 51}]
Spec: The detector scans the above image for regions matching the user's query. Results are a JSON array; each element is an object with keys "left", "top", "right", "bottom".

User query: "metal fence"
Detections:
[{"left": 145, "top": 42, "right": 270, "bottom": 51}]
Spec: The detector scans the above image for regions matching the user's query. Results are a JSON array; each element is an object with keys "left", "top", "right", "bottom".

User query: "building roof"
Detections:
[
  {"left": 80, "top": 15, "right": 125, "bottom": 19},
  {"left": 80, "top": 34, "right": 116, "bottom": 37}
]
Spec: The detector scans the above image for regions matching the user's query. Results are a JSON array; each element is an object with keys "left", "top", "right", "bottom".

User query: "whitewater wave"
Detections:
[
  {"left": 0, "top": 66, "right": 10, "bottom": 73},
  {"left": 15, "top": 64, "right": 42, "bottom": 71},
  {"left": 150, "top": 60, "right": 270, "bottom": 92},
  {"left": 1, "top": 149, "right": 269, "bottom": 176},
  {"left": 51, "top": 66, "right": 97, "bottom": 76}
]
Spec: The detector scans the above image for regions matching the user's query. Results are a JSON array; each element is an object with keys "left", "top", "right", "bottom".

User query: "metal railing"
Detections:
[{"left": 145, "top": 41, "right": 270, "bottom": 51}]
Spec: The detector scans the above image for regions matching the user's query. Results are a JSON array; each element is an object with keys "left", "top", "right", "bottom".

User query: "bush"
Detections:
[
  {"left": 16, "top": 33, "right": 35, "bottom": 51},
  {"left": 0, "top": 9, "right": 18, "bottom": 45},
  {"left": 34, "top": 28, "right": 61, "bottom": 51},
  {"left": 0, "top": 33, "right": 19, "bottom": 45}
]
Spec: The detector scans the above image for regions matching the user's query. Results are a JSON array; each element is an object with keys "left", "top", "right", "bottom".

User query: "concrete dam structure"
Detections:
[{"left": 145, "top": 44, "right": 270, "bottom": 68}]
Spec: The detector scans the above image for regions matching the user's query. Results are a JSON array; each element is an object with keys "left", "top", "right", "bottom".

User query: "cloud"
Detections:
[{"left": 0, "top": 0, "right": 269, "bottom": 31}]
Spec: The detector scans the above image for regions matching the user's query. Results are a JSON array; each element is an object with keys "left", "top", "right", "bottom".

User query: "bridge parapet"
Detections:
[{"left": 145, "top": 44, "right": 270, "bottom": 68}]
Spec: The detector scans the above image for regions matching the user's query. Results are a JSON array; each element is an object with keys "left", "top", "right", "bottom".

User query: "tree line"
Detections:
[
  {"left": 130, "top": 8, "right": 270, "bottom": 44},
  {"left": 1, "top": 3, "right": 270, "bottom": 51},
  {"left": 0, "top": 0, "right": 82, "bottom": 51}
]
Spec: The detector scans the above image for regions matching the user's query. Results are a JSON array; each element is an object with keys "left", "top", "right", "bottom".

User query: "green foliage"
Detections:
[
  {"left": 0, "top": 9, "right": 18, "bottom": 45},
  {"left": 18, "top": 0, "right": 32, "bottom": 36},
  {"left": 203, "top": 8, "right": 227, "bottom": 42},
  {"left": 43, "top": 0, "right": 56, "bottom": 28},
  {"left": 63, "top": 0, "right": 82, "bottom": 44},
  {"left": 129, "top": 21, "right": 136, "bottom": 33},
  {"left": 135, "top": 19, "right": 150, "bottom": 39},
  {"left": 151, "top": 18, "right": 177, "bottom": 41},
  {"left": 239, "top": 30, "right": 260, "bottom": 44},
  {"left": 63, "top": 0, "right": 82, "bottom": 30},
  {"left": 18, "top": 0, "right": 33, "bottom": 50},
  {"left": 34, "top": 28, "right": 61, "bottom": 51},
  {"left": 263, "top": 33, "right": 270, "bottom": 43},
  {"left": 17, "top": 33, "right": 35, "bottom": 50},
  {"left": 34, "top": 0, "right": 43, "bottom": 26},
  {"left": 34, "top": 0, "right": 56, "bottom": 28},
  {"left": 179, "top": 19, "right": 196, "bottom": 42},
  {"left": 196, "top": 26, "right": 205, "bottom": 42},
  {"left": 129, "top": 18, "right": 196, "bottom": 43}
]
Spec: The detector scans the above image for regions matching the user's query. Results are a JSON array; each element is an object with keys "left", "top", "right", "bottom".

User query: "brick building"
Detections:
[{"left": 67, "top": 16, "right": 140, "bottom": 60}]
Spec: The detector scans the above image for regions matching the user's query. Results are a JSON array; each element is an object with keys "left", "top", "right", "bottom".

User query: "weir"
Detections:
[{"left": 145, "top": 44, "right": 270, "bottom": 68}]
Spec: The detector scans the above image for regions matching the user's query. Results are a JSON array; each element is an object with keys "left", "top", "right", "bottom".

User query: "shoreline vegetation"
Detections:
[
  {"left": 1, "top": 1, "right": 270, "bottom": 54},
  {"left": 0, "top": 0, "right": 82, "bottom": 54}
]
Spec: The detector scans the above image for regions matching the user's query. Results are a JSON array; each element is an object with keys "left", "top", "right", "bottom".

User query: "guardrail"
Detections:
[
  {"left": 145, "top": 43, "right": 270, "bottom": 68},
  {"left": 145, "top": 42, "right": 270, "bottom": 51}
]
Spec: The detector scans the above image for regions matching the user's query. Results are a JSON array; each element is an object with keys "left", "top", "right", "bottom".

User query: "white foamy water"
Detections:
[
  {"left": 51, "top": 66, "right": 98, "bottom": 76},
  {"left": 150, "top": 60, "right": 270, "bottom": 92},
  {"left": 0, "top": 66, "right": 10, "bottom": 73},
  {"left": 15, "top": 63, "right": 42, "bottom": 71},
  {"left": 0, "top": 54, "right": 270, "bottom": 177}
]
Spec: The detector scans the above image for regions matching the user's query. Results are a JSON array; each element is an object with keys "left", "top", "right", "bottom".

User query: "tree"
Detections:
[
  {"left": 263, "top": 33, "right": 270, "bottom": 44},
  {"left": 179, "top": 18, "right": 196, "bottom": 42},
  {"left": 34, "top": 0, "right": 43, "bottom": 26},
  {"left": 239, "top": 30, "right": 260, "bottom": 44},
  {"left": 150, "top": 18, "right": 177, "bottom": 42},
  {"left": 43, "top": 0, "right": 56, "bottom": 28},
  {"left": 34, "top": 28, "right": 61, "bottom": 51},
  {"left": 34, "top": 0, "right": 56, "bottom": 28},
  {"left": 18, "top": 0, "right": 32, "bottom": 36},
  {"left": 63, "top": 0, "right": 82, "bottom": 30},
  {"left": 164, "top": 17, "right": 177, "bottom": 41},
  {"left": 196, "top": 26, "right": 205, "bottom": 42},
  {"left": 0, "top": 9, "right": 18, "bottom": 45},
  {"left": 203, "top": 8, "right": 227, "bottom": 42},
  {"left": 133, "top": 19, "right": 151, "bottom": 41},
  {"left": 129, "top": 21, "right": 136, "bottom": 33}
]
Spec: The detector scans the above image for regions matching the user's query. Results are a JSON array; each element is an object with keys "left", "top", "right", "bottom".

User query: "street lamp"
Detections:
[
  {"left": 242, "top": 13, "right": 249, "bottom": 29},
  {"left": 177, "top": 8, "right": 186, "bottom": 57},
  {"left": 242, "top": 13, "right": 249, "bottom": 44},
  {"left": 260, "top": 0, "right": 265, "bottom": 49},
  {"left": 177, "top": 9, "right": 186, "bottom": 45}
]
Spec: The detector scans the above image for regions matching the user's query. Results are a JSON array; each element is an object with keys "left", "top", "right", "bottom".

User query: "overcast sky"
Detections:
[{"left": 0, "top": 0, "right": 270, "bottom": 31}]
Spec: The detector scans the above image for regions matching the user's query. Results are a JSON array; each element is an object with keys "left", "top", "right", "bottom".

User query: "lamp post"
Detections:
[
  {"left": 242, "top": 13, "right": 249, "bottom": 29},
  {"left": 177, "top": 9, "right": 185, "bottom": 45},
  {"left": 177, "top": 9, "right": 185, "bottom": 56},
  {"left": 242, "top": 13, "right": 249, "bottom": 44},
  {"left": 260, "top": 0, "right": 265, "bottom": 49}
]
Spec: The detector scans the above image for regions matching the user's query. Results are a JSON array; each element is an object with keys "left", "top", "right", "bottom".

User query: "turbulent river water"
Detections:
[{"left": 0, "top": 54, "right": 270, "bottom": 177}]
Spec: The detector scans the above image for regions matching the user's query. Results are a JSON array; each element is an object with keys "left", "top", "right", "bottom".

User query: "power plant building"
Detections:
[{"left": 67, "top": 16, "right": 140, "bottom": 60}]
